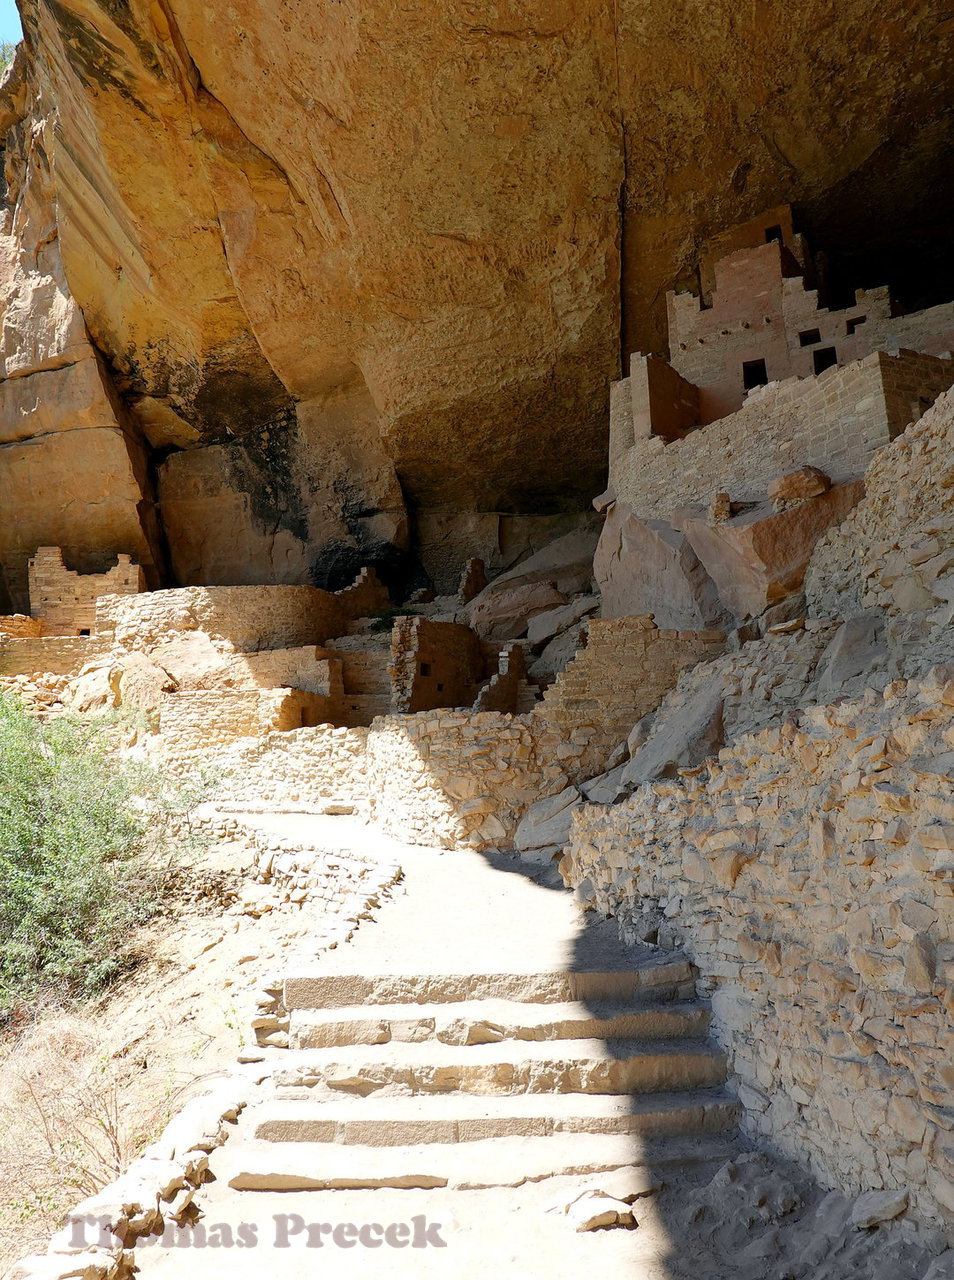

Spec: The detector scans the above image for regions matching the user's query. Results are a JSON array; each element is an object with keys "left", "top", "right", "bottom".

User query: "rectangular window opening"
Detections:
[
  {"left": 420, "top": 661, "right": 431, "bottom": 676},
  {"left": 742, "top": 358, "right": 769, "bottom": 390},
  {"left": 813, "top": 347, "right": 838, "bottom": 375},
  {"left": 798, "top": 328, "right": 821, "bottom": 347},
  {"left": 78, "top": 628, "right": 91, "bottom": 637},
  {"left": 846, "top": 316, "right": 867, "bottom": 335}
]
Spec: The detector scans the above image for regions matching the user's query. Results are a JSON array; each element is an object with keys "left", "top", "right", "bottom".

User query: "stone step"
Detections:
[
  {"left": 288, "top": 997, "right": 711, "bottom": 1049},
  {"left": 271, "top": 1036, "right": 727, "bottom": 1097},
  {"left": 282, "top": 955, "right": 696, "bottom": 1010},
  {"left": 251, "top": 1088, "right": 740, "bottom": 1146},
  {"left": 225, "top": 1131, "right": 742, "bottom": 1192}
]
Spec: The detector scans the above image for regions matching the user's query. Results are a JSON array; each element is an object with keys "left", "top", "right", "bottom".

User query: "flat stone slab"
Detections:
[
  {"left": 288, "top": 997, "right": 711, "bottom": 1049},
  {"left": 283, "top": 955, "right": 696, "bottom": 1011},
  {"left": 252, "top": 1089, "right": 740, "bottom": 1146},
  {"left": 271, "top": 1036, "right": 727, "bottom": 1097},
  {"left": 225, "top": 1132, "right": 742, "bottom": 1192}
]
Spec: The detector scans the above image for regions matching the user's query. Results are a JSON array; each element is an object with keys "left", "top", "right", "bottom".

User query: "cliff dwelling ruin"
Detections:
[{"left": 0, "top": 2, "right": 952, "bottom": 1277}]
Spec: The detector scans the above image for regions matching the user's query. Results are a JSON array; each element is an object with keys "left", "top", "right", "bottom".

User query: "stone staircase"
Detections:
[{"left": 222, "top": 941, "right": 741, "bottom": 1193}]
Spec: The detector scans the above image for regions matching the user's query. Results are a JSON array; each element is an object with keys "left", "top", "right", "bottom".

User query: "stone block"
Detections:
[{"left": 594, "top": 501, "right": 728, "bottom": 629}]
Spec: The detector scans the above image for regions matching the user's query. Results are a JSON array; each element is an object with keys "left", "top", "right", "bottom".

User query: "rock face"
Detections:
[
  {"left": 674, "top": 481, "right": 865, "bottom": 620},
  {"left": 1, "top": 3, "right": 951, "bottom": 594},
  {"left": 594, "top": 500, "right": 729, "bottom": 629}
]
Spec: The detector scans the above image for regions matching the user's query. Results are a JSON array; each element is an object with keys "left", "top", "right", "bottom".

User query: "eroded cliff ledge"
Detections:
[{"left": 0, "top": 0, "right": 951, "bottom": 606}]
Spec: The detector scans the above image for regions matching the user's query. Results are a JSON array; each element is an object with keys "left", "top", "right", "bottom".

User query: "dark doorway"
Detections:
[
  {"left": 813, "top": 347, "right": 838, "bottom": 374},
  {"left": 742, "top": 358, "right": 769, "bottom": 390},
  {"left": 798, "top": 328, "right": 821, "bottom": 347}
]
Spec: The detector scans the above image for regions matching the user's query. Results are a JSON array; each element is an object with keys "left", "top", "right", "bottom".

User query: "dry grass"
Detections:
[{"left": 0, "top": 1014, "right": 183, "bottom": 1262}]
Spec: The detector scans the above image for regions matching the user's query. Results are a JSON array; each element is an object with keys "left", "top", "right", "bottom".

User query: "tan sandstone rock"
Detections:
[
  {"left": 594, "top": 501, "right": 728, "bottom": 629},
  {"left": 676, "top": 481, "right": 865, "bottom": 620}
]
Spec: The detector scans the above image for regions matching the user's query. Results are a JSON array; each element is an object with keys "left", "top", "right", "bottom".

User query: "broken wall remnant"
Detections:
[
  {"left": 389, "top": 616, "right": 486, "bottom": 713},
  {"left": 28, "top": 546, "right": 144, "bottom": 637}
]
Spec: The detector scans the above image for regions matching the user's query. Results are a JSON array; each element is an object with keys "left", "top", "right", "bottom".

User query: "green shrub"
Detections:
[{"left": 0, "top": 695, "right": 179, "bottom": 1015}]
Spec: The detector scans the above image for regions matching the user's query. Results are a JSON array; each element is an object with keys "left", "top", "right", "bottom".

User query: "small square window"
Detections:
[
  {"left": 846, "top": 315, "right": 867, "bottom": 335},
  {"left": 798, "top": 328, "right": 821, "bottom": 347},
  {"left": 764, "top": 225, "right": 783, "bottom": 244},
  {"left": 436, "top": 683, "right": 444, "bottom": 693},
  {"left": 813, "top": 347, "right": 837, "bottom": 375},
  {"left": 78, "top": 629, "right": 91, "bottom": 637},
  {"left": 420, "top": 662, "right": 431, "bottom": 676},
  {"left": 742, "top": 358, "right": 769, "bottom": 390}
]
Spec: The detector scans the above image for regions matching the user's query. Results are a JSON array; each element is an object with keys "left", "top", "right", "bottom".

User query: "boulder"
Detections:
[
  {"left": 528, "top": 620, "right": 589, "bottom": 683},
  {"left": 469, "top": 582, "right": 567, "bottom": 643},
  {"left": 814, "top": 614, "right": 888, "bottom": 701},
  {"left": 923, "top": 1253, "right": 954, "bottom": 1280},
  {"left": 470, "top": 527, "right": 600, "bottom": 605},
  {"left": 64, "top": 664, "right": 121, "bottom": 714},
  {"left": 117, "top": 652, "right": 177, "bottom": 712},
  {"left": 676, "top": 480, "right": 865, "bottom": 620},
  {"left": 849, "top": 1187, "right": 909, "bottom": 1229},
  {"left": 768, "top": 465, "right": 831, "bottom": 505},
  {"left": 526, "top": 594, "right": 600, "bottom": 648},
  {"left": 620, "top": 678, "right": 725, "bottom": 788},
  {"left": 149, "top": 631, "right": 230, "bottom": 689},
  {"left": 514, "top": 787, "right": 582, "bottom": 852},
  {"left": 594, "top": 502, "right": 728, "bottom": 629},
  {"left": 580, "top": 762, "right": 629, "bottom": 805}
]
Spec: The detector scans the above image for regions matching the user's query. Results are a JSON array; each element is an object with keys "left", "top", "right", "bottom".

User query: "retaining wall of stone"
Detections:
[{"left": 562, "top": 668, "right": 954, "bottom": 1228}]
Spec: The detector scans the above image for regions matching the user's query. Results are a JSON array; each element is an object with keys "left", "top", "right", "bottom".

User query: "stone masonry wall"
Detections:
[
  {"left": 365, "top": 711, "right": 542, "bottom": 848},
  {"left": 0, "top": 614, "right": 42, "bottom": 637},
  {"left": 98, "top": 585, "right": 347, "bottom": 652},
  {"left": 808, "top": 388, "right": 954, "bottom": 619},
  {"left": 389, "top": 616, "right": 485, "bottom": 712},
  {"left": 0, "top": 636, "right": 96, "bottom": 677},
  {"left": 562, "top": 667, "right": 954, "bottom": 1228},
  {"left": 196, "top": 726, "right": 370, "bottom": 814},
  {"left": 666, "top": 235, "right": 954, "bottom": 425},
  {"left": 28, "top": 546, "right": 144, "bottom": 636},
  {"left": 534, "top": 616, "right": 725, "bottom": 777},
  {"left": 473, "top": 643, "right": 537, "bottom": 714},
  {"left": 364, "top": 618, "right": 724, "bottom": 849},
  {"left": 611, "top": 351, "right": 954, "bottom": 521},
  {"left": 155, "top": 689, "right": 330, "bottom": 754}
]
